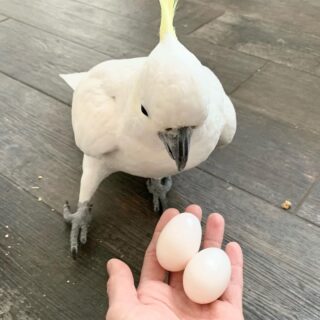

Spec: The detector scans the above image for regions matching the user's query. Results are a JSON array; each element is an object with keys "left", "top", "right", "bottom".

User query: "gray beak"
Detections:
[{"left": 158, "top": 127, "right": 193, "bottom": 171}]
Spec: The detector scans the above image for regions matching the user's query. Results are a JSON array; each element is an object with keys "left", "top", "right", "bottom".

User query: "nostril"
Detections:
[{"left": 165, "top": 128, "right": 173, "bottom": 131}]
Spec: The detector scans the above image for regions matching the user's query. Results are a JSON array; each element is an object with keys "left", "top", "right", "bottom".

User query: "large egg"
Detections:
[
  {"left": 183, "top": 248, "right": 231, "bottom": 304},
  {"left": 156, "top": 212, "right": 202, "bottom": 272}
]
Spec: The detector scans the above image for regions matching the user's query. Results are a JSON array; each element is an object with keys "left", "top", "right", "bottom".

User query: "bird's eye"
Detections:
[{"left": 141, "top": 105, "right": 149, "bottom": 117}]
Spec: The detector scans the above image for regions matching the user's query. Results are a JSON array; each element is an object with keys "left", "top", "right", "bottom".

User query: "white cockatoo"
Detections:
[{"left": 61, "top": 0, "right": 236, "bottom": 256}]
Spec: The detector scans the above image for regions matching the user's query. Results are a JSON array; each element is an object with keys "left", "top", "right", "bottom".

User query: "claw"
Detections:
[
  {"left": 63, "top": 201, "right": 93, "bottom": 257},
  {"left": 147, "top": 177, "right": 172, "bottom": 213},
  {"left": 71, "top": 247, "right": 78, "bottom": 260},
  {"left": 153, "top": 197, "right": 161, "bottom": 213},
  {"left": 159, "top": 196, "right": 168, "bottom": 212}
]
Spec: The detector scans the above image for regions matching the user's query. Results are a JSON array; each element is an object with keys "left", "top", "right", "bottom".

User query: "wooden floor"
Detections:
[{"left": 0, "top": 0, "right": 319, "bottom": 319}]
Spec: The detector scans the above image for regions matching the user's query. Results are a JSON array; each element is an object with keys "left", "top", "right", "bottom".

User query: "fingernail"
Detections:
[{"left": 107, "top": 259, "right": 114, "bottom": 274}]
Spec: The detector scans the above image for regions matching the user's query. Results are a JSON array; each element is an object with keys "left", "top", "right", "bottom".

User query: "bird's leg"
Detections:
[
  {"left": 146, "top": 177, "right": 173, "bottom": 213},
  {"left": 63, "top": 155, "right": 111, "bottom": 258}
]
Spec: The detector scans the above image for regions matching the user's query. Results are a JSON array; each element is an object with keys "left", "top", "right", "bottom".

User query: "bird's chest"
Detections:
[{"left": 112, "top": 119, "right": 221, "bottom": 178}]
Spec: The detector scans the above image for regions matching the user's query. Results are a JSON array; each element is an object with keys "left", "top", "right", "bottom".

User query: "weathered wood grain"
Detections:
[
  {"left": 0, "top": 19, "right": 107, "bottom": 104},
  {"left": 297, "top": 179, "right": 320, "bottom": 226},
  {"left": 231, "top": 62, "right": 320, "bottom": 135},
  {"left": 0, "top": 174, "right": 112, "bottom": 320},
  {"left": 155, "top": 0, "right": 224, "bottom": 35},
  {"left": 200, "top": 98, "right": 320, "bottom": 214},
  {"left": 73, "top": 0, "right": 160, "bottom": 22},
  {"left": 74, "top": 0, "right": 224, "bottom": 35},
  {"left": 0, "top": 0, "right": 157, "bottom": 51},
  {"left": 0, "top": 4, "right": 266, "bottom": 107},
  {"left": 194, "top": 0, "right": 320, "bottom": 38},
  {"left": 0, "top": 19, "right": 265, "bottom": 107},
  {"left": 173, "top": 169, "right": 320, "bottom": 320},
  {"left": 180, "top": 35, "right": 266, "bottom": 93},
  {"left": 193, "top": 11, "right": 320, "bottom": 75}
]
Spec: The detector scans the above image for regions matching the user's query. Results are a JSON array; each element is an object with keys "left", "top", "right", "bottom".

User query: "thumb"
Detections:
[{"left": 106, "top": 259, "right": 137, "bottom": 306}]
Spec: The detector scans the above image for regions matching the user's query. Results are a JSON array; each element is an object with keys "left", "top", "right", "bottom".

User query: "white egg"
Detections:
[
  {"left": 183, "top": 248, "right": 231, "bottom": 304},
  {"left": 156, "top": 212, "right": 202, "bottom": 272}
]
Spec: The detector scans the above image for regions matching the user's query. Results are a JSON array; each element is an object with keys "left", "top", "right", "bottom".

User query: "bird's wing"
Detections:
[
  {"left": 59, "top": 72, "right": 87, "bottom": 90},
  {"left": 218, "top": 95, "right": 237, "bottom": 147},
  {"left": 201, "top": 66, "right": 237, "bottom": 147},
  {"left": 71, "top": 58, "right": 146, "bottom": 157}
]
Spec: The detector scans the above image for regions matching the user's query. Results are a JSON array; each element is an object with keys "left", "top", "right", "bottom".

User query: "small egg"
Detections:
[
  {"left": 156, "top": 212, "right": 202, "bottom": 272},
  {"left": 183, "top": 248, "right": 231, "bottom": 304}
]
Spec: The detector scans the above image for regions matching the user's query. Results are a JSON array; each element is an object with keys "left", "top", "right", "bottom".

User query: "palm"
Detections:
[
  {"left": 134, "top": 281, "right": 242, "bottom": 320},
  {"left": 106, "top": 205, "right": 244, "bottom": 320}
]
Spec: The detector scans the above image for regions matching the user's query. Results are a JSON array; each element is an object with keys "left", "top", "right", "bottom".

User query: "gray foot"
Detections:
[
  {"left": 63, "top": 201, "right": 93, "bottom": 258},
  {"left": 146, "top": 177, "right": 173, "bottom": 213}
]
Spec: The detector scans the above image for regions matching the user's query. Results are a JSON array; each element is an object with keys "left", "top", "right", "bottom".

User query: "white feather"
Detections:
[
  {"left": 60, "top": 35, "right": 236, "bottom": 184},
  {"left": 59, "top": 72, "right": 87, "bottom": 90}
]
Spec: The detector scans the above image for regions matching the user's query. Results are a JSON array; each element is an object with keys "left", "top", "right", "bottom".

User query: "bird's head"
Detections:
[{"left": 133, "top": 0, "right": 209, "bottom": 171}]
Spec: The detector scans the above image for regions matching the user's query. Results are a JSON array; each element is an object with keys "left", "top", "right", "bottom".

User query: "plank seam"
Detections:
[
  {"left": 4, "top": 16, "right": 111, "bottom": 57},
  {"left": 229, "top": 61, "right": 269, "bottom": 95},
  {"left": 196, "top": 166, "right": 320, "bottom": 228},
  {"left": 0, "top": 171, "right": 64, "bottom": 218},
  {"left": 72, "top": 0, "right": 157, "bottom": 23},
  {"left": 0, "top": 17, "right": 9, "bottom": 23},
  {"left": 0, "top": 70, "right": 69, "bottom": 106},
  {"left": 187, "top": 11, "right": 225, "bottom": 35},
  {"left": 294, "top": 176, "right": 320, "bottom": 214}
]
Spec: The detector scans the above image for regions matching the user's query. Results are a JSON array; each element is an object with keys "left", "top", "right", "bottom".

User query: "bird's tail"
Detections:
[
  {"left": 59, "top": 72, "right": 87, "bottom": 91},
  {"left": 159, "top": 0, "right": 178, "bottom": 41}
]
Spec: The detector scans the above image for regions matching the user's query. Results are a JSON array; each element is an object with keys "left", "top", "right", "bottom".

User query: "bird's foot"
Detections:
[
  {"left": 146, "top": 177, "right": 172, "bottom": 213},
  {"left": 63, "top": 201, "right": 93, "bottom": 258}
]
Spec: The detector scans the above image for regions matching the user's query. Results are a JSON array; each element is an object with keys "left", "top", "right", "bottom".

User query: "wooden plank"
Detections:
[
  {"left": 0, "top": 19, "right": 107, "bottom": 104},
  {"left": 172, "top": 168, "right": 320, "bottom": 320},
  {"left": 200, "top": 98, "right": 320, "bottom": 214},
  {"left": 0, "top": 7, "right": 266, "bottom": 102},
  {"left": 192, "top": 11, "right": 320, "bottom": 75},
  {"left": 0, "top": 19, "right": 264, "bottom": 108},
  {"left": 74, "top": 0, "right": 224, "bottom": 35},
  {"left": 0, "top": 0, "right": 157, "bottom": 51},
  {"left": 231, "top": 62, "right": 320, "bottom": 135},
  {"left": 73, "top": 0, "right": 160, "bottom": 22},
  {"left": 155, "top": 0, "right": 225, "bottom": 35},
  {"left": 180, "top": 35, "right": 266, "bottom": 93},
  {"left": 194, "top": 0, "right": 320, "bottom": 38},
  {"left": 0, "top": 281, "right": 42, "bottom": 320},
  {"left": 297, "top": 180, "right": 320, "bottom": 226},
  {"left": 0, "top": 174, "right": 112, "bottom": 320}
]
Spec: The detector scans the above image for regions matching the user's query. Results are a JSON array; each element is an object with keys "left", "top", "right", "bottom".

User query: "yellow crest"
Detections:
[{"left": 159, "top": 0, "right": 178, "bottom": 41}]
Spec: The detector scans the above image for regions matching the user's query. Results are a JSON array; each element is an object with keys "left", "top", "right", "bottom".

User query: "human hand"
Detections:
[{"left": 106, "top": 205, "right": 244, "bottom": 320}]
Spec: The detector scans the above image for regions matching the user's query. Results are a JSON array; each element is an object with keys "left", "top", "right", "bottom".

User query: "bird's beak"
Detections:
[{"left": 158, "top": 127, "right": 193, "bottom": 171}]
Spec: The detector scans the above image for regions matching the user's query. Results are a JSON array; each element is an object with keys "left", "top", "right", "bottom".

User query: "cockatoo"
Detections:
[{"left": 61, "top": 0, "right": 236, "bottom": 257}]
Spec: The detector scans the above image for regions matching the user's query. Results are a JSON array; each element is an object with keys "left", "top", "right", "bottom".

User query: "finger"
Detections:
[
  {"left": 221, "top": 242, "right": 243, "bottom": 309},
  {"left": 184, "top": 204, "right": 202, "bottom": 220},
  {"left": 107, "top": 259, "right": 137, "bottom": 306},
  {"left": 203, "top": 213, "right": 225, "bottom": 249},
  {"left": 139, "top": 208, "right": 180, "bottom": 284},
  {"left": 169, "top": 204, "right": 202, "bottom": 289}
]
